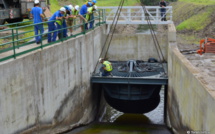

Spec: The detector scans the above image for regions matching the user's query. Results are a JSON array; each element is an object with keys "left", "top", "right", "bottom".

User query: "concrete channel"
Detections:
[{"left": 0, "top": 23, "right": 214, "bottom": 134}]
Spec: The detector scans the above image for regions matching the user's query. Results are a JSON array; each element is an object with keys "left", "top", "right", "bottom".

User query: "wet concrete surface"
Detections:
[{"left": 66, "top": 122, "right": 172, "bottom": 134}]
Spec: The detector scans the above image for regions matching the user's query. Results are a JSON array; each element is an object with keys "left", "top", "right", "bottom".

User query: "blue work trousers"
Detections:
[
  {"left": 57, "top": 20, "right": 68, "bottom": 39},
  {"left": 62, "top": 20, "right": 68, "bottom": 37},
  {"left": 34, "top": 24, "right": 44, "bottom": 43},
  {"left": 160, "top": 8, "right": 166, "bottom": 21},
  {"left": 48, "top": 22, "right": 57, "bottom": 42},
  {"left": 100, "top": 67, "right": 111, "bottom": 76},
  {"left": 89, "top": 14, "right": 94, "bottom": 29}
]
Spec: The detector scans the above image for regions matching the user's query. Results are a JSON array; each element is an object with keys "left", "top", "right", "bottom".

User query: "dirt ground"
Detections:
[{"left": 176, "top": 33, "right": 215, "bottom": 88}]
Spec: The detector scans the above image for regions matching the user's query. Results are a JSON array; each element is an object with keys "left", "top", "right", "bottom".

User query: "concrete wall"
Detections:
[
  {"left": 0, "top": 25, "right": 106, "bottom": 134},
  {"left": 106, "top": 30, "right": 168, "bottom": 61},
  {"left": 167, "top": 24, "right": 215, "bottom": 133}
]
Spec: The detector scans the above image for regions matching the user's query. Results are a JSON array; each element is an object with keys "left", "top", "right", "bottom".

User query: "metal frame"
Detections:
[
  {"left": 91, "top": 77, "right": 168, "bottom": 85},
  {"left": 99, "top": 6, "right": 173, "bottom": 24}
]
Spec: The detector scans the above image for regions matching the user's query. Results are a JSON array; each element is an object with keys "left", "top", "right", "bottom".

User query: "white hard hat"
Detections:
[
  {"left": 75, "top": 5, "right": 79, "bottom": 11},
  {"left": 34, "top": 0, "right": 39, "bottom": 4},
  {"left": 93, "top": 5, "right": 97, "bottom": 10},
  {"left": 60, "top": 7, "right": 66, "bottom": 12},
  {"left": 99, "top": 58, "right": 103, "bottom": 63},
  {"left": 68, "top": 5, "right": 73, "bottom": 10}
]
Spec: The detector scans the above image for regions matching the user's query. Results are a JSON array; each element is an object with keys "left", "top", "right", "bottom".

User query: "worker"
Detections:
[
  {"left": 67, "top": 5, "right": 80, "bottom": 36},
  {"left": 99, "top": 58, "right": 113, "bottom": 76},
  {"left": 57, "top": 5, "right": 73, "bottom": 39},
  {"left": 79, "top": 2, "right": 92, "bottom": 31},
  {"left": 86, "top": 5, "right": 97, "bottom": 29},
  {"left": 48, "top": 7, "right": 66, "bottom": 43},
  {"left": 91, "top": 0, "right": 97, "bottom": 6},
  {"left": 159, "top": 0, "right": 167, "bottom": 21},
  {"left": 30, "top": 0, "right": 44, "bottom": 44}
]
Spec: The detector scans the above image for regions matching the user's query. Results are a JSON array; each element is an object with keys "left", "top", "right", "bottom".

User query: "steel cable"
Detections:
[
  {"left": 93, "top": 0, "right": 125, "bottom": 74},
  {"left": 140, "top": 0, "right": 167, "bottom": 74}
]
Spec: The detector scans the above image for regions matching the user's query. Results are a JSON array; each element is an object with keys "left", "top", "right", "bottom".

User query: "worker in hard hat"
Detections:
[
  {"left": 57, "top": 5, "right": 73, "bottom": 39},
  {"left": 47, "top": 7, "right": 66, "bottom": 43},
  {"left": 79, "top": 2, "right": 92, "bottom": 31},
  {"left": 86, "top": 5, "right": 97, "bottom": 29},
  {"left": 91, "top": 0, "right": 97, "bottom": 6},
  {"left": 99, "top": 58, "right": 113, "bottom": 76},
  {"left": 30, "top": 0, "right": 45, "bottom": 44},
  {"left": 66, "top": 5, "right": 80, "bottom": 36}
]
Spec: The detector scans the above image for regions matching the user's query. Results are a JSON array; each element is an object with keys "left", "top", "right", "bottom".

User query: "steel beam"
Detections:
[{"left": 91, "top": 77, "right": 168, "bottom": 85}]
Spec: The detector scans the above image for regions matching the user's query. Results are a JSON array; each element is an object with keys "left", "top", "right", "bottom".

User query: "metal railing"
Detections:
[
  {"left": 0, "top": 9, "right": 106, "bottom": 62},
  {"left": 99, "top": 6, "right": 173, "bottom": 24}
]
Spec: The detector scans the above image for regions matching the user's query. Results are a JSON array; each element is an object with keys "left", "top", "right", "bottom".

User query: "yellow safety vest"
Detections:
[
  {"left": 103, "top": 61, "right": 113, "bottom": 72},
  {"left": 69, "top": 9, "right": 79, "bottom": 20},
  {"left": 86, "top": 7, "right": 93, "bottom": 21},
  {"left": 56, "top": 13, "right": 66, "bottom": 25}
]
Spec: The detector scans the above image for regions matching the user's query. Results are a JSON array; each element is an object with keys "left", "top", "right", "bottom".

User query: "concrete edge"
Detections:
[{"left": 168, "top": 24, "right": 215, "bottom": 98}]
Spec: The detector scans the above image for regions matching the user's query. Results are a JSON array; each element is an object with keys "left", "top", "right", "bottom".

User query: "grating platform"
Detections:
[{"left": 91, "top": 61, "right": 168, "bottom": 85}]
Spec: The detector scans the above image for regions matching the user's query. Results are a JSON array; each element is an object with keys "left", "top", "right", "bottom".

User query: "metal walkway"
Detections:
[
  {"left": 91, "top": 61, "right": 168, "bottom": 85},
  {"left": 99, "top": 6, "right": 173, "bottom": 25}
]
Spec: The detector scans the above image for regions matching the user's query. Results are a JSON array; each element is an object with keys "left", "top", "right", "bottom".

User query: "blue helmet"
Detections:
[
  {"left": 92, "top": 0, "right": 97, "bottom": 3},
  {"left": 88, "top": 2, "right": 92, "bottom": 6}
]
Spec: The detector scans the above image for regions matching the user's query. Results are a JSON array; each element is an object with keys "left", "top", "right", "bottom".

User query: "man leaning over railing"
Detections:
[
  {"left": 159, "top": 0, "right": 167, "bottom": 21},
  {"left": 30, "top": 0, "right": 45, "bottom": 44},
  {"left": 57, "top": 5, "right": 73, "bottom": 39},
  {"left": 86, "top": 5, "right": 98, "bottom": 29},
  {"left": 79, "top": 2, "right": 92, "bottom": 31},
  {"left": 66, "top": 5, "right": 80, "bottom": 36},
  {"left": 47, "top": 7, "right": 66, "bottom": 43}
]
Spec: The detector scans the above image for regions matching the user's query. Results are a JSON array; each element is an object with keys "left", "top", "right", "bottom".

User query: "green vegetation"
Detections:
[
  {"left": 176, "top": 9, "right": 212, "bottom": 31},
  {"left": 96, "top": 0, "right": 139, "bottom": 6},
  {"left": 173, "top": 0, "right": 215, "bottom": 34},
  {"left": 49, "top": 0, "right": 140, "bottom": 13},
  {"left": 50, "top": 0, "right": 61, "bottom": 13},
  {"left": 179, "top": 0, "right": 215, "bottom": 5}
]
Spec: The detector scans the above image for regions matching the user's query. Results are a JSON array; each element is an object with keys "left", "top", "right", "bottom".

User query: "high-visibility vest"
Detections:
[
  {"left": 69, "top": 9, "right": 79, "bottom": 20},
  {"left": 86, "top": 7, "right": 93, "bottom": 21},
  {"left": 56, "top": 13, "right": 66, "bottom": 25},
  {"left": 72, "top": 9, "right": 79, "bottom": 15},
  {"left": 56, "top": 20, "right": 62, "bottom": 25},
  {"left": 103, "top": 61, "right": 112, "bottom": 72}
]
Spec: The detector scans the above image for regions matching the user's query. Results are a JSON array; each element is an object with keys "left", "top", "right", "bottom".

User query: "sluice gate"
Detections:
[{"left": 91, "top": 60, "right": 168, "bottom": 114}]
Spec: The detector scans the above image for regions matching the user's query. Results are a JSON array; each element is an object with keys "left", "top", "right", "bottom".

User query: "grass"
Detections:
[
  {"left": 51, "top": 0, "right": 139, "bottom": 9},
  {"left": 179, "top": 0, "right": 215, "bottom": 5},
  {"left": 50, "top": 0, "right": 61, "bottom": 13},
  {"left": 96, "top": 0, "right": 139, "bottom": 6},
  {"left": 176, "top": 8, "right": 212, "bottom": 31}
]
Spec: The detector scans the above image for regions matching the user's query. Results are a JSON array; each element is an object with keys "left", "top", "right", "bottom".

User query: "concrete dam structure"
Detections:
[{"left": 0, "top": 23, "right": 215, "bottom": 134}]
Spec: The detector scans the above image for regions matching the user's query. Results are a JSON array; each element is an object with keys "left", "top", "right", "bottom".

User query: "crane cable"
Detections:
[
  {"left": 140, "top": 0, "right": 167, "bottom": 74},
  {"left": 93, "top": 0, "right": 125, "bottom": 74},
  {"left": 104, "top": 0, "right": 125, "bottom": 59}
]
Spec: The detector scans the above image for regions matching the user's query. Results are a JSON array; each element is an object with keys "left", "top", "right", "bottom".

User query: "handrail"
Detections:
[
  {"left": 99, "top": 6, "right": 173, "bottom": 24},
  {"left": 0, "top": 9, "right": 106, "bottom": 62}
]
